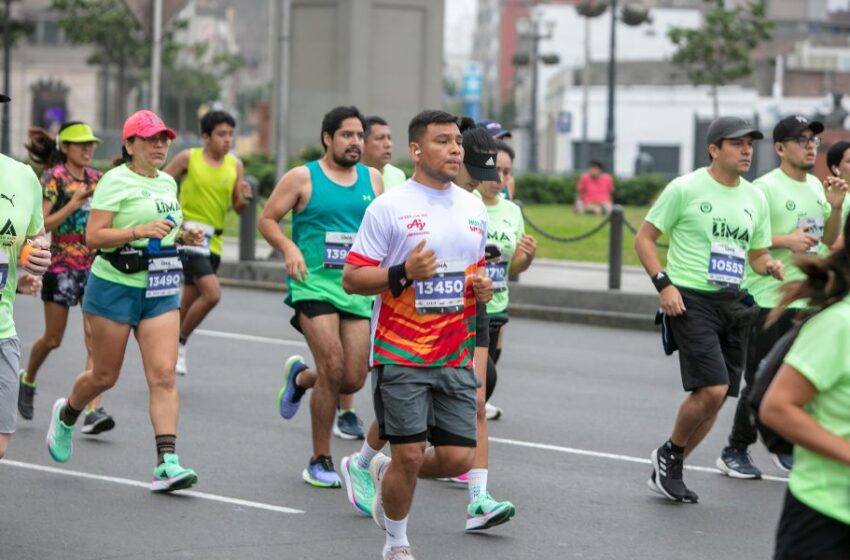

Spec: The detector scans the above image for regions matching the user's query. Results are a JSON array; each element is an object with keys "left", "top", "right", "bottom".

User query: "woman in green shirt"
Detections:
[
  {"left": 761, "top": 217, "right": 850, "bottom": 558},
  {"left": 45, "top": 110, "right": 204, "bottom": 493}
]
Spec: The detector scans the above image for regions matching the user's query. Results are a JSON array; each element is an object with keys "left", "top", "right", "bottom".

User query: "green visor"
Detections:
[{"left": 58, "top": 123, "right": 101, "bottom": 144}]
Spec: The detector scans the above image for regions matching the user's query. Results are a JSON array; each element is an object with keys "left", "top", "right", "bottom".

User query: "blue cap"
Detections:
[{"left": 477, "top": 120, "right": 511, "bottom": 139}]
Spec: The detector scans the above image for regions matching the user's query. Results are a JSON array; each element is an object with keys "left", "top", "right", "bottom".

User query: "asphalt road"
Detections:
[{"left": 0, "top": 286, "right": 788, "bottom": 560}]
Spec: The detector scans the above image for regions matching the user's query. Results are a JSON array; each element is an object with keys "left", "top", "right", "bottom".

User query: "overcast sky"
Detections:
[{"left": 444, "top": 0, "right": 477, "bottom": 57}]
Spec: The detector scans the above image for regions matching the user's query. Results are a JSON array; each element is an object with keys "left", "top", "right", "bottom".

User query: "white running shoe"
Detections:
[
  {"left": 485, "top": 402, "right": 502, "bottom": 421},
  {"left": 369, "top": 452, "right": 391, "bottom": 530},
  {"left": 176, "top": 344, "right": 187, "bottom": 376}
]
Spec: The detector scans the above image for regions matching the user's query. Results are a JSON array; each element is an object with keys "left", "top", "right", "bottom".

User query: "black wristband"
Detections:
[
  {"left": 388, "top": 262, "right": 409, "bottom": 297},
  {"left": 651, "top": 271, "right": 673, "bottom": 293}
]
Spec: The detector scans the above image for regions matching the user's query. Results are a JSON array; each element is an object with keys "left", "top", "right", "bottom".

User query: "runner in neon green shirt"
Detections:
[
  {"left": 259, "top": 106, "right": 383, "bottom": 488},
  {"left": 761, "top": 217, "right": 850, "bottom": 557},
  {"left": 714, "top": 116, "right": 847, "bottom": 480},
  {"left": 635, "top": 116, "right": 784, "bottom": 504},
  {"left": 825, "top": 140, "right": 850, "bottom": 251},
  {"left": 164, "top": 110, "right": 253, "bottom": 376}
]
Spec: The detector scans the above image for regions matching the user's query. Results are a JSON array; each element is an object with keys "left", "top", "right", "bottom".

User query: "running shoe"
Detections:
[
  {"left": 277, "top": 355, "right": 307, "bottom": 419},
  {"left": 333, "top": 409, "right": 365, "bottom": 440},
  {"left": 465, "top": 492, "right": 516, "bottom": 531},
  {"left": 383, "top": 546, "right": 415, "bottom": 560},
  {"left": 151, "top": 453, "right": 198, "bottom": 492},
  {"left": 17, "top": 371, "right": 35, "bottom": 420},
  {"left": 176, "top": 344, "right": 187, "bottom": 376},
  {"left": 650, "top": 443, "right": 686, "bottom": 502},
  {"left": 302, "top": 455, "right": 342, "bottom": 488},
  {"left": 341, "top": 452, "right": 374, "bottom": 515},
  {"left": 648, "top": 470, "right": 698, "bottom": 503},
  {"left": 716, "top": 446, "right": 762, "bottom": 479},
  {"left": 81, "top": 407, "right": 116, "bottom": 435},
  {"left": 770, "top": 452, "right": 794, "bottom": 473},
  {"left": 46, "top": 398, "right": 74, "bottom": 463},
  {"left": 485, "top": 402, "right": 502, "bottom": 421},
  {"left": 451, "top": 472, "right": 469, "bottom": 484},
  {"left": 370, "top": 452, "right": 392, "bottom": 530}
]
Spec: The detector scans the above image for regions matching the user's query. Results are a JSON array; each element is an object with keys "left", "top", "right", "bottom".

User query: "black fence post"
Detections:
[
  {"left": 608, "top": 205, "right": 623, "bottom": 290},
  {"left": 239, "top": 175, "right": 258, "bottom": 262}
]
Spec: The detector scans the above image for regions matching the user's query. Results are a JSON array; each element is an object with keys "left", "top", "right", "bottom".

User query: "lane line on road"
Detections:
[
  {"left": 1, "top": 460, "right": 305, "bottom": 514},
  {"left": 489, "top": 437, "right": 789, "bottom": 483},
  {"left": 196, "top": 329, "right": 309, "bottom": 348},
  {"left": 188, "top": 329, "right": 791, "bottom": 484}
]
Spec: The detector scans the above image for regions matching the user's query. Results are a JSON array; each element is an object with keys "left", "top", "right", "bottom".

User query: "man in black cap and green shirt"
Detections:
[
  {"left": 714, "top": 115, "right": 848, "bottom": 480},
  {"left": 634, "top": 116, "right": 785, "bottom": 503}
]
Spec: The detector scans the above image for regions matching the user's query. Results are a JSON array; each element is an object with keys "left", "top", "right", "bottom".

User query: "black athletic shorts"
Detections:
[
  {"left": 475, "top": 302, "right": 489, "bottom": 349},
  {"left": 290, "top": 299, "right": 368, "bottom": 334},
  {"left": 182, "top": 253, "right": 221, "bottom": 285},
  {"left": 774, "top": 490, "right": 850, "bottom": 560},
  {"left": 41, "top": 269, "right": 89, "bottom": 307},
  {"left": 668, "top": 287, "right": 758, "bottom": 397}
]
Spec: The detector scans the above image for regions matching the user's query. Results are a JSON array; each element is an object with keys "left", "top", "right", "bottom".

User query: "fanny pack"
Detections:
[{"left": 99, "top": 245, "right": 181, "bottom": 274}]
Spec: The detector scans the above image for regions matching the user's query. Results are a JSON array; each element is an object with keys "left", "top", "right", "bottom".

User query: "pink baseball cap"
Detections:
[{"left": 122, "top": 110, "right": 176, "bottom": 140}]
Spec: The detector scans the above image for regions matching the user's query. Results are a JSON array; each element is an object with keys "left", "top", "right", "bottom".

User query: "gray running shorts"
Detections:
[
  {"left": 372, "top": 364, "right": 479, "bottom": 447},
  {"left": 0, "top": 337, "right": 22, "bottom": 434}
]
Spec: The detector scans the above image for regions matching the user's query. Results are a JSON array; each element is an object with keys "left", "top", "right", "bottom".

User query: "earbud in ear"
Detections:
[{"left": 415, "top": 149, "right": 421, "bottom": 155}]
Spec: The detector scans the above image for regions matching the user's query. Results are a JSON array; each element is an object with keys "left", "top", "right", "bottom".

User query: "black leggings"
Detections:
[{"left": 485, "top": 321, "right": 506, "bottom": 402}]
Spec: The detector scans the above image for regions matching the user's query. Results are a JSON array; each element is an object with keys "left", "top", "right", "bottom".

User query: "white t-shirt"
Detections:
[{"left": 346, "top": 179, "right": 487, "bottom": 368}]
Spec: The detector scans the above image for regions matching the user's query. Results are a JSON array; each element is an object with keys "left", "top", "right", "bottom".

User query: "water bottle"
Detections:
[{"left": 148, "top": 214, "right": 177, "bottom": 255}]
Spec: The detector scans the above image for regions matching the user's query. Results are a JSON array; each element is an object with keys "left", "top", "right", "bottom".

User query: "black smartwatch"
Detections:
[
  {"left": 651, "top": 271, "right": 673, "bottom": 293},
  {"left": 388, "top": 262, "right": 410, "bottom": 297}
]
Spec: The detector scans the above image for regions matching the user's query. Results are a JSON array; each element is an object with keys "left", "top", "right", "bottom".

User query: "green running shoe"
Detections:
[
  {"left": 152, "top": 453, "right": 198, "bottom": 493},
  {"left": 465, "top": 492, "right": 516, "bottom": 531},
  {"left": 341, "top": 453, "right": 374, "bottom": 515},
  {"left": 46, "top": 398, "right": 75, "bottom": 463}
]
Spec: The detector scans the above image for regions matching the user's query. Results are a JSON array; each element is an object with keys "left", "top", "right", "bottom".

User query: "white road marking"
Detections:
[
  {"left": 1, "top": 460, "right": 304, "bottom": 514},
  {"left": 196, "top": 328, "right": 308, "bottom": 348}
]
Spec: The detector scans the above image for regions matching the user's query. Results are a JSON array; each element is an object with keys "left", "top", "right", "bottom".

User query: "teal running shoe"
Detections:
[
  {"left": 465, "top": 492, "right": 516, "bottom": 531},
  {"left": 46, "top": 398, "right": 75, "bottom": 463},
  {"left": 152, "top": 453, "right": 198, "bottom": 493},
  {"left": 341, "top": 453, "right": 374, "bottom": 515},
  {"left": 277, "top": 355, "right": 307, "bottom": 419}
]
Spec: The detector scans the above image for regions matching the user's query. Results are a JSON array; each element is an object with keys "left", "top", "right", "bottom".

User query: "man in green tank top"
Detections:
[
  {"left": 259, "top": 106, "right": 383, "bottom": 488},
  {"left": 164, "top": 111, "right": 253, "bottom": 376},
  {"left": 362, "top": 116, "right": 407, "bottom": 192}
]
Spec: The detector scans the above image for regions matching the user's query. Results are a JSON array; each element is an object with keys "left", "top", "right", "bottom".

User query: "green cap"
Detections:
[{"left": 58, "top": 123, "right": 101, "bottom": 144}]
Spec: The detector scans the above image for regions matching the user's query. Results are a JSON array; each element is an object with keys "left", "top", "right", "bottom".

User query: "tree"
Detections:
[{"left": 668, "top": 0, "right": 773, "bottom": 117}]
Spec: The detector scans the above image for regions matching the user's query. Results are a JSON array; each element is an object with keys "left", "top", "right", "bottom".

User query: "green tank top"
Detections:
[
  {"left": 178, "top": 148, "right": 238, "bottom": 255},
  {"left": 285, "top": 160, "right": 374, "bottom": 318}
]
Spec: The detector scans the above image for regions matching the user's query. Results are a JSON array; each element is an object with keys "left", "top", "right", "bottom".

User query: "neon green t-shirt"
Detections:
[
  {"left": 90, "top": 164, "right": 183, "bottom": 288},
  {"left": 0, "top": 155, "right": 45, "bottom": 339},
  {"left": 784, "top": 295, "right": 850, "bottom": 525},
  {"left": 381, "top": 163, "right": 407, "bottom": 192},
  {"left": 178, "top": 148, "right": 238, "bottom": 255},
  {"left": 743, "top": 169, "right": 832, "bottom": 309},
  {"left": 482, "top": 196, "right": 524, "bottom": 315},
  {"left": 646, "top": 167, "right": 772, "bottom": 293},
  {"left": 843, "top": 196, "right": 850, "bottom": 228}
]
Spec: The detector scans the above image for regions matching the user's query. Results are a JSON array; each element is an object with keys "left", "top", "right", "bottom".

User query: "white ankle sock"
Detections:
[
  {"left": 356, "top": 442, "right": 380, "bottom": 470},
  {"left": 384, "top": 515, "right": 410, "bottom": 548},
  {"left": 468, "top": 468, "right": 488, "bottom": 503}
]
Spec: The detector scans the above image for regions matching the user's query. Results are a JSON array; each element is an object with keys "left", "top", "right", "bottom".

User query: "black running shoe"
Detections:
[
  {"left": 716, "top": 446, "right": 762, "bottom": 479},
  {"left": 648, "top": 470, "right": 698, "bottom": 503},
  {"left": 651, "top": 443, "right": 687, "bottom": 502},
  {"left": 17, "top": 372, "right": 35, "bottom": 420},
  {"left": 81, "top": 407, "right": 115, "bottom": 435}
]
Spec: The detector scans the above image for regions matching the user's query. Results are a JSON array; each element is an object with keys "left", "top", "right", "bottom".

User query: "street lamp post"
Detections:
[{"left": 603, "top": 0, "right": 617, "bottom": 175}]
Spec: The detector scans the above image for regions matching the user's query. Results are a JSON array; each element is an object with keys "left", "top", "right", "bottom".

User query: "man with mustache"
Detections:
[
  {"left": 259, "top": 106, "right": 384, "bottom": 488},
  {"left": 362, "top": 116, "right": 407, "bottom": 193},
  {"left": 715, "top": 115, "right": 847, "bottom": 479},
  {"left": 635, "top": 116, "right": 784, "bottom": 503}
]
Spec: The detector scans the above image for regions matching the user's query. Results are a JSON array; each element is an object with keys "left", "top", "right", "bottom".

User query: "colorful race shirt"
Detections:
[
  {"left": 482, "top": 196, "right": 524, "bottom": 315},
  {"left": 178, "top": 148, "right": 238, "bottom": 256},
  {"left": 285, "top": 160, "right": 375, "bottom": 318},
  {"left": 41, "top": 164, "right": 100, "bottom": 273},
  {"left": 0, "top": 155, "right": 45, "bottom": 339},
  {"left": 743, "top": 169, "right": 832, "bottom": 309},
  {"left": 646, "top": 167, "right": 771, "bottom": 293},
  {"left": 89, "top": 164, "right": 183, "bottom": 288},
  {"left": 346, "top": 179, "right": 487, "bottom": 368},
  {"left": 381, "top": 163, "right": 407, "bottom": 192},
  {"left": 784, "top": 295, "right": 850, "bottom": 525}
]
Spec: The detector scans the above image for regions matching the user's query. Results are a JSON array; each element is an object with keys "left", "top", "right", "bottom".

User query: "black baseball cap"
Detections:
[
  {"left": 772, "top": 115, "right": 824, "bottom": 143},
  {"left": 464, "top": 150, "right": 500, "bottom": 182},
  {"left": 706, "top": 116, "right": 764, "bottom": 146},
  {"left": 477, "top": 120, "right": 512, "bottom": 139},
  {"left": 0, "top": 94, "right": 9, "bottom": 103}
]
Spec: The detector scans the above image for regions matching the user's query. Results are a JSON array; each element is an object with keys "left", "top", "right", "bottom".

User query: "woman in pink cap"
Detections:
[{"left": 45, "top": 110, "right": 205, "bottom": 493}]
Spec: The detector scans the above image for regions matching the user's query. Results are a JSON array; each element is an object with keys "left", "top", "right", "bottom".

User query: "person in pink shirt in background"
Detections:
[{"left": 575, "top": 160, "right": 615, "bottom": 214}]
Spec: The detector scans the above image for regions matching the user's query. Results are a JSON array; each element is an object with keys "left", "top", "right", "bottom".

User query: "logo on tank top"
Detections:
[{"left": 363, "top": 194, "right": 372, "bottom": 202}]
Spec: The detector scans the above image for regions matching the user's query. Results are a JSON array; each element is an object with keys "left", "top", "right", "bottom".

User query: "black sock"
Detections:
[
  {"left": 291, "top": 364, "right": 308, "bottom": 402},
  {"left": 179, "top": 335, "right": 187, "bottom": 346},
  {"left": 665, "top": 440, "right": 685, "bottom": 455},
  {"left": 60, "top": 401, "right": 83, "bottom": 426},
  {"left": 156, "top": 434, "right": 177, "bottom": 465}
]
